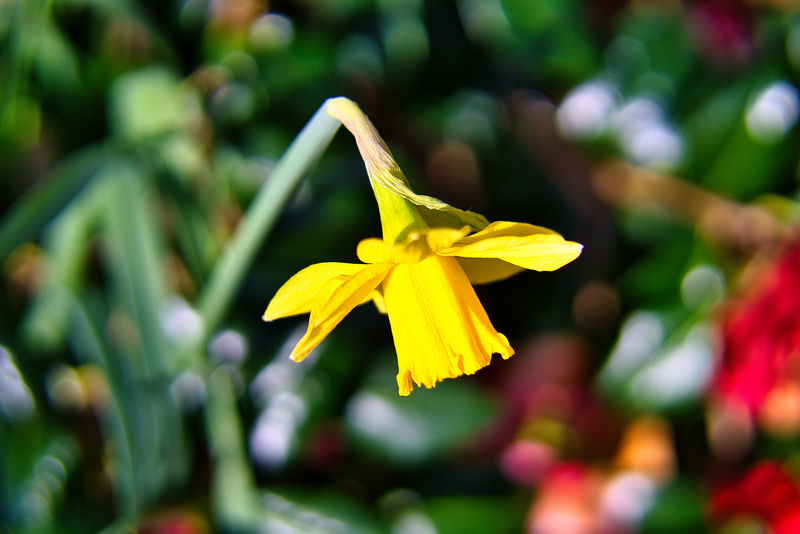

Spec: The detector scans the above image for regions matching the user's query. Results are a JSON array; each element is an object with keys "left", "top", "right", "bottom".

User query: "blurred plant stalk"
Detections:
[
  {"left": 9, "top": 98, "right": 344, "bottom": 532},
  {"left": 591, "top": 160, "right": 788, "bottom": 253},
  {"left": 195, "top": 100, "right": 342, "bottom": 530}
]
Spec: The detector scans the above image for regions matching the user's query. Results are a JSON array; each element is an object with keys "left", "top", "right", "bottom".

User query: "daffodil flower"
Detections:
[{"left": 264, "top": 97, "right": 583, "bottom": 395}]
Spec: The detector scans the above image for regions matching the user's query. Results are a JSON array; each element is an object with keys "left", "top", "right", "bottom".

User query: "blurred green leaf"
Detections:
[
  {"left": 206, "top": 368, "right": 261, "bottom": 532},
  {"left": 91, "top": 159, "right": 188, "bottom": 515},
  {"left": 263, "top": 489, "right": 386, "bottom": 534},
  {"left": 345, "top": 373, "right": 498, "bottom": 465},
  {"left": 0, "top": 146, "right": 104, "bottom": 262},
  {"left": 621, "top": 226, "right": 694, "bottom": 305},
  {"left": 641, "top": 479, "right": 707, "bottom": 534},
  {"left": 3, "top": 433, "right": 81, "bottom": 534},
  {"left": 501, "top": 0, "right": 571, "bottom": 35},
  {"left": 425, "top": 494, "right": 529, "bottom": 534},
  {"left": 34, "top": 19, "right": 81, "bottom": 98},
  {"left": 681, "top": 79, "right": 752, "bottom": 182},
  {"left": 109, "top": 66, "right": 201, "bottom": 141},
  {"left": 615, "top": 8, "right": 693, "bottom": 88},
  {"left": 701, "top": 112, "right": 799, "bottom": 199},
  {"left": 597, "top": 309, "right": 715, "bottom": 413},
  {"left": 3, "top": 1, "right": 800, "bottom": 532},
  {"left": 500, "top": 0, "right": 597, "bottom": 81},
  {"left": 259, "top": 34, "right": 336, "bottom": 104},
  {"left": 0, "top": 93, "right": 41, "bottom": 152},
  {"left": 22, "top": 177, "right": 103, "bottom": 353}
]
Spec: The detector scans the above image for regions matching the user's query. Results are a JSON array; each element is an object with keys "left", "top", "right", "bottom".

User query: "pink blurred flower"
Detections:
[
  {"left": 527, "top": 463, "right": 602, "bottom": 534},
  {"left": 501, "top": 439, "right": 558, "bottom": 486}
]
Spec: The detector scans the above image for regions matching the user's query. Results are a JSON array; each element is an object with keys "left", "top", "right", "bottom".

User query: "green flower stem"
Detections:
[
  {"left": 197, "top": 102, "right": 342, "bottom": 334},
  {"left": 370, "top": 180, "right": 429, "bottom": 244}
]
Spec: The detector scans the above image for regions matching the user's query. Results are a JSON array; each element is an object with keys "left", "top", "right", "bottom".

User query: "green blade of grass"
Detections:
[
  {"left": 97, "top": 159, "right": 188, "bottom": 512},
  {"left": 0, "top": 145, "right": 105, "bottom": 261}
]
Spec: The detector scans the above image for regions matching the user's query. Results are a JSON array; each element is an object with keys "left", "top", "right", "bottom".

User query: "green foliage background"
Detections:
[{"left": 2, "top": 0, "right": 800, "bottom": 532}]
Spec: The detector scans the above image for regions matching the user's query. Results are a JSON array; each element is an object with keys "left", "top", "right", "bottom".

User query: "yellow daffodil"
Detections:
[{"left": 264, "top": 97, "right": 583, "bottom": 395}]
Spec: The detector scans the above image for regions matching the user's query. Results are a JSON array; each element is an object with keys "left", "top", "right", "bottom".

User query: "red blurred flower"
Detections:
[
  {"left": 138, "top": 508, "right": 208, "bottom": 534},
  {"left": 713, "top": 241, "right": 800, "bottom": 422},
  {"left": 689, "top": 0, "right": 755, "bottom": 67},
  {"left": 709, "top": 461, "right": 800, "bottom": 533}
]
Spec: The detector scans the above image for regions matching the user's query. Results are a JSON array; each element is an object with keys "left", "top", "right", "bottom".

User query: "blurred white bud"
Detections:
[
  {"left": 746, "top": 81, "right": 800, "bottom": 143},
  {"left": 0, "top": 346, "right": 36, "bottom": 422},
  {"left": 159, "top": 296, "right": 204, "bottom": 348},
  {"left": 208, "top": 329, "right": 249, "bottom": 366},
  {"left": 557, "top": 81, "right": 620, "bottom": 140}
]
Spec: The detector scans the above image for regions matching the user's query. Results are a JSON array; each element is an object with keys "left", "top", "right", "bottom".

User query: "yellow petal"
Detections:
[
  {"left": 425, "top": 226, "right": 472, "bottom": 251},
  {"left": 381, "top": 254, "right": 514, "bottom": 395},
  {"left": 439, "top": 221, "right": 583, "bottom": 272},
  {"left": 291, "top": 263, "right": 393, "bottom": 361},
  {"left": 357, "top": 226, "right": 470, "bottom": 264},
  {"left": 369, "top": 289, "right": 387, "bottom": 314},
  {"left": 263, "top": 262, "right": 366, "bottom": 320},
  {"left": 357, "top": 236, "right": 420, "bottom": 264},
  {"left": 449, "top": 220, "right": 559, "bottom": 244},
  {"left": 456, "top": 257, "right": 526, "bottom": 285}
]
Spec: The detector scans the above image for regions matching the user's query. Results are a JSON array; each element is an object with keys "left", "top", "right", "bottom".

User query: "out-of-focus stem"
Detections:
[
  {"left": 206, "top": 368, "right": 262, "bottom": 531},
  {"left": 591, "top": 160, "right": 786, "bottom": 252}
]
